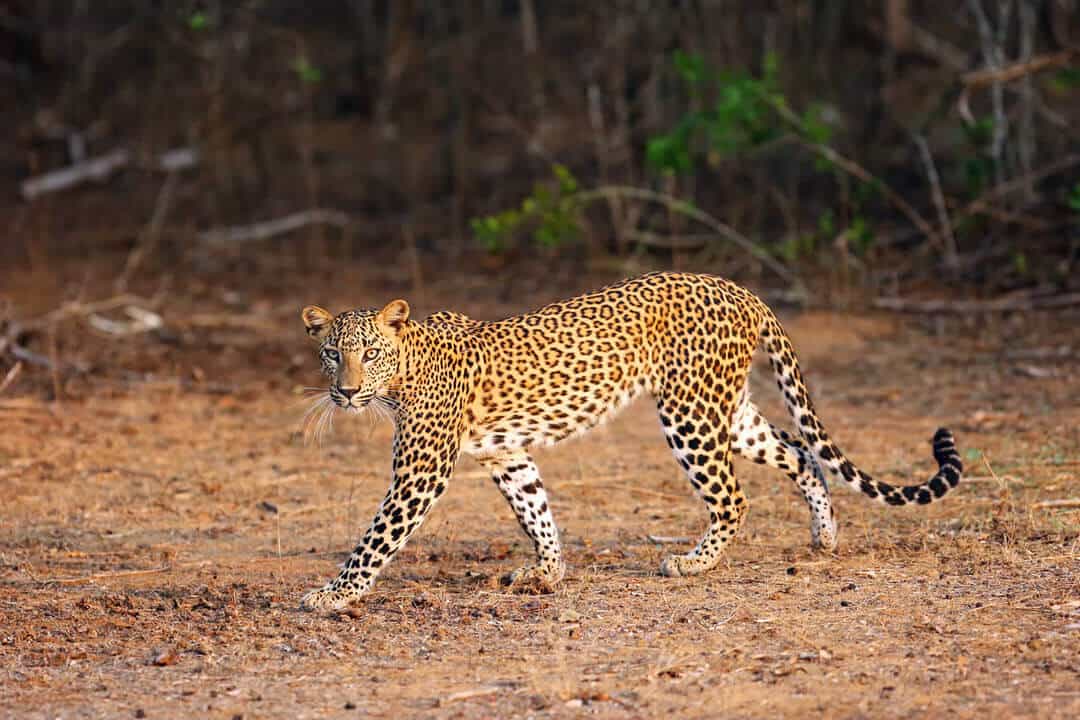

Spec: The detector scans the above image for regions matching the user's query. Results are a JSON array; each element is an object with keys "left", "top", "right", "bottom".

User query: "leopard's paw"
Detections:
[
  {"left": 811, "top": 527, "right": 838, "bottom": 552},
  {"left": 501, "top": 563, "right": 564, "bottom": 594},
  {"left": 300, "top": 584, "right": 358, "bottom": 612},
  {"left": 659, "top": 554, "right": 686, "bottom": 577}
]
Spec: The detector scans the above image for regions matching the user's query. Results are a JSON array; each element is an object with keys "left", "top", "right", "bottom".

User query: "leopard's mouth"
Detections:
[{"left": 331, "top": 392, "right": 373, "bottom": 410}]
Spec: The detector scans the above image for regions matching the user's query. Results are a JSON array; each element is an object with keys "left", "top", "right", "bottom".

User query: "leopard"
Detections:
[{"left": 298, "top": 271, "right": 962, "bottom": 611}]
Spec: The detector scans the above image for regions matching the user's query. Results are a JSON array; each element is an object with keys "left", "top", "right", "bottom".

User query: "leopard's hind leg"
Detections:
[
  {"left": 476, "top": 451, "right": 565, "bottom": 591},
  {"left": 655, "top": 394, "right": 746, "bottom": 578},
  {"left": 731, "top": 399, "right": 837, "bottom": 550}
]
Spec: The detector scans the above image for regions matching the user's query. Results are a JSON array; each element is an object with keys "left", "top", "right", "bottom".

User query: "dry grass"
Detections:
[{"left": 0, "top": 272, "right": 1078, "bottom": 719}]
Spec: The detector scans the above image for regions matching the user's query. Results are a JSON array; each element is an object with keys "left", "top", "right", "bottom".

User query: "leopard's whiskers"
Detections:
[
  {"left": 315, "top": 397, "right": 335, "bottom": 446},
  {"left": 300, "top": 394, "right": 334, "bottom": 446}
]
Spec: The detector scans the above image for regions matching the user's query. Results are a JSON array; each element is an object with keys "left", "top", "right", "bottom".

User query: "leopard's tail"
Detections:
[{"left": 758, "top": 308, "right": 962, "bottom": 506}]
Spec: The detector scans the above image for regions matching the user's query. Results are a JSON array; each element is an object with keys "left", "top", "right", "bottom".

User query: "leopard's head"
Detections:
[{"left": 301, "top": 300, "right": 409, "bottom": 411}]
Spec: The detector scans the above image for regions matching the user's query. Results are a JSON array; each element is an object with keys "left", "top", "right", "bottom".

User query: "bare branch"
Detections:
[
  {"left": 913, "top": 134, "right": 958, "bottom": 269},
  {"left": 963, "top": 49, "right": 1077, "bottom": 88},
  {"left": 957, "top": 154, "right": 1080, "bottom": 220},
  {"left": 576, "top": 186, "right": 800, "bottom": 287},
  {"left": 767, "top": 99, "right": 944, "bottom": 253}
]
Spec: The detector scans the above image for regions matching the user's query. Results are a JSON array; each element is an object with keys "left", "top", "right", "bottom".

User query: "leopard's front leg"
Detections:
[{"left": 302, "top": 414, "right": 460, "bottom": 611}]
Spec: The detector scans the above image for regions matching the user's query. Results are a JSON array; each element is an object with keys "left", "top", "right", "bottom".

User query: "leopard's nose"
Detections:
[{"left": 338, "top": 386, "right": 360, "bottom": 399}]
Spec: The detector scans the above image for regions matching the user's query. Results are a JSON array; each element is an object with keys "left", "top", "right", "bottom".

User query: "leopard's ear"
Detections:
[
  {"left": 301, "top": 305, "right": 333, "bottom": 340},
  {"left": 376, "top": 299, "right": 410, "bottom": 335}
]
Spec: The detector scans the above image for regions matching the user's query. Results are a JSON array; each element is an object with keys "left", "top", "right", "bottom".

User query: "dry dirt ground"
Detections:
[{"left": 1, "top": 266, "right": 1078, "bottom": 719}]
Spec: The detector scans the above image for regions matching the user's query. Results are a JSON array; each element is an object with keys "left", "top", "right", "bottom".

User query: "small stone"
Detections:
[
  {"left": 557, "top": 609, "right": 582, "bottom": 623},
  {"left": 150, "top": 648, "right": 179, "bottom": 666}
]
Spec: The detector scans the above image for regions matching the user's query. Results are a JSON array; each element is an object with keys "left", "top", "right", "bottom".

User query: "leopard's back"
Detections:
[{"left": 461, "top": 272, "right": 766, "bottom": 454}]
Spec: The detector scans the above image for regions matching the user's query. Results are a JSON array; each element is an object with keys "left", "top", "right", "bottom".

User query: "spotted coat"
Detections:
[{"left": 298, "top": 272, "right": 963, "bottom": 610}]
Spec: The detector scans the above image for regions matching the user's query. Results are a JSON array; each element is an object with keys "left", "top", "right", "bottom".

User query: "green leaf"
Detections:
[
  {"left": 762, "top": 51, "right": 780, "bottom": 88},
  {"left": 292, "top": 57, "right": 322, "bottom": 85},
  {"left": 817, "top": 209, "right": 835, "bottom": 236},
  {"left": 801, "top": 103, "right": 833, "bottom": 144},
  {"left": 1067, "top": 182, "right": 1080, "bottom": 212},
  {"left": 188, "top": 12, "right": 208, "bottom": 30},
  {"left": 1049, "top": 67, "right": 1080, "bottom": 93},
  {"left": 849, "top": 216, "right": 875, "bottom": 254},
  {"left": 963, "top": 116, "right": 994, "bottom": 147},
  {"left": 673, "top": 51, "right": 707, "bottom": 86},
  {"left": 646, "top": 134, "right": 692, "bottom": 174},
  {"left": 552, "top": 163, "right": 579, "bottom": 194},
  {"left": 1013, "top": 251, "right": 1028, "bottom": 276}
]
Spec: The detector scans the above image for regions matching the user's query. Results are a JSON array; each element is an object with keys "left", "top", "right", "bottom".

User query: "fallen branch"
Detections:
[
  {"left": 198, "top": 209, "right": 351, "bottom": 245},
  {"left": 0, "top": 322, "right": 56, "bottom": 369},
  {"left": 19, "top": 146, "right": 198, "bottom": 200},
  {"left": 874, "top": 292, "right": 1080, "bottom": 314},
  {"left": 1, "top": 294, "right": 160, "bottom": 371},
  {"left": 20, "top": 148, "right": 128, "bottom": 199},
  {"left": 87, "top": 306, "right": 164, "bottom": 336}
]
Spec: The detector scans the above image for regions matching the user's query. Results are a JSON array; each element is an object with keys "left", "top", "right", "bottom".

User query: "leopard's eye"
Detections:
[
  {"left": 322, "top": 348, "right": 341, "bottom": 363},
  {"left": 363, "top": 347, "right": 380, "bottom": 361}
]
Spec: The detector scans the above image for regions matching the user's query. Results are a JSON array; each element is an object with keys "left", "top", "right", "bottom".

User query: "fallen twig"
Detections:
[
  {"left": 558, "top": 480, "right": 688, "bottom": 502},
  {"left": 198, "top": 209, "right": 350, "bottom": 245},
  {"left": 646, "top": 535, "right": 691, "bottom": 545},
  {"left": 25, "top": 564, "right": 184, "bottom": 586},
  {"left": 873, "top": 292, "right": 1080, "bottom": 314},
  {"left": 1033, "top": 499, "right": 1080, "bottom": 510},
  {"left": 437, "top": 686, "right": 507, "bottom": 706}
]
